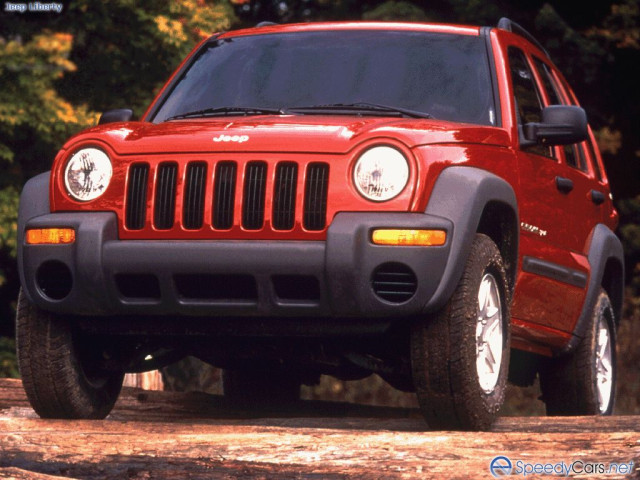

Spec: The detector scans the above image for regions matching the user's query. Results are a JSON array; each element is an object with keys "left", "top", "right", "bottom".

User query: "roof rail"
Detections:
[{"left": 497, "top": 17, "right": 550, "bottom": 58}]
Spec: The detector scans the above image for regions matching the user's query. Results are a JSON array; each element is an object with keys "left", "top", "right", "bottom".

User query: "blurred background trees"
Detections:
[{"left": 1, "top": 0, "right": 638, "bottom": 413}]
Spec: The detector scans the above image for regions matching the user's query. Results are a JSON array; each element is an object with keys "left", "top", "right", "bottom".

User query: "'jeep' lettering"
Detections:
[{"left": 213, "top": 134, "right": 249, "bottom": 143}]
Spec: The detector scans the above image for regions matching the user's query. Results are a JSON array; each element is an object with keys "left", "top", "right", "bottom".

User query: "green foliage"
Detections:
[
  {"left": 0, "top": 188, "right": 19, "bottom": 288},
  {"left": 0, "top": 0, "right": 238, "bottom": 346},
  {"left": 617, "top": 195, "right": 640, "bottom": 292},
  {"left": 0, "top": 31, "right": 98, "bottom": 182},
  {"left": 57, "top": 0, "right": 236, "bottom": 115},
  {"left": 535, "top": 4, "right": 609, "bottom": 90},
  {"left": 0, "top": 336, "right": 19, "bottom": 378},
  {"left": 447, "top": 0, "right": 502, "bottom": 25},
  {"left": 362, "top": 1, "right": 429, "bottom": 21}
]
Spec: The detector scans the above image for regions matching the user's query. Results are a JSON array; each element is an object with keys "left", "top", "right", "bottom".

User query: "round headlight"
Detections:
[
  {"left": 64, "top": 148, "right": 113, "bottom": 201},
  {"left": 353, "top": 146, "right": 409, "bottom": 202}
]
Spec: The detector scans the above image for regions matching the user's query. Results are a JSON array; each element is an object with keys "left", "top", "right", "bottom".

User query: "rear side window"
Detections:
[{"left": 532, "top": 58, "right": 562, "bottom": 106}]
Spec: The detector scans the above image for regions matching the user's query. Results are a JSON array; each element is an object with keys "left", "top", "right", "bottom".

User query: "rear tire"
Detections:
[
  {"left": 539, "top": 289, "right": 616, "bottom": 415},
  {"left": 411, "top": 234, "right": 511, "bottom": 430},
  {"left": 16, "top": 289, "right": 124, "bottom": 419}
]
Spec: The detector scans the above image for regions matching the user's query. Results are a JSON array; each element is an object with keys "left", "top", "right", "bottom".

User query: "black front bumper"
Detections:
[{"left": 20, "top": 211, "right": 452, "bottom": 319}]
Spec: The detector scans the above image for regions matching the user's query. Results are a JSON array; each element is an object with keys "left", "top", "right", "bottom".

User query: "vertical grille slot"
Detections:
[
  {"left": 125, "top": 163, "right": 149, "bottom": 230},
  {"left": 213, "top": 161, "right": 237, "bottom": 230},
  {"left": 183, "top": 162, "right": 207, "bottom": 230},
  {"left": 242, "top": 161, "right": 267, "bottom": 230},
  {"left": 272, "top": 162, "right": 298, "bottom": 230},
  {"left": 303, "top": 162, "right": 329, "bottom": 231},
  {"left": 154, "top": 162, "right": 177, "bottom": 230}
]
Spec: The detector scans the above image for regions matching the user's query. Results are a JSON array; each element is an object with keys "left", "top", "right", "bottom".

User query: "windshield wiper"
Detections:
[
  {"left": 287, "top": 102, "right": 432, "bottom": 119},
  {"left": 165, "top": 106, "right": 286, "bottom": 121}
]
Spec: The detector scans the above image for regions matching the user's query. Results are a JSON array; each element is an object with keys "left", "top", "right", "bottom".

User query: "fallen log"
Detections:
[{"left": 0, "top": 378, "right": 638, "bottom": 479}]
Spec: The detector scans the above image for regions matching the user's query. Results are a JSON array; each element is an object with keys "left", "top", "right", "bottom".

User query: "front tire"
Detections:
[
  {"left": 16, "top": 289, "right": 124, "bottom": 419},
  {"left": 411, "top": 234, "right": 511, "bottom": 430},
  {"left": 539, "top": 289, "right": 616, "bottom": 416}
]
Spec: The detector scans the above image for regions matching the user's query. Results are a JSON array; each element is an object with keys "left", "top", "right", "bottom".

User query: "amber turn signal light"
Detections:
[
  {"left": 26, "top": 228, "right": 76, "bottom": 245},
  {"left": 371, "top": 229, "right": 446, "bottom": 246}
]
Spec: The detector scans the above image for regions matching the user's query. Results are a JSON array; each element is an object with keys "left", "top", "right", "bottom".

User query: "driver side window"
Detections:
[{"left": 507, "top": 47, "right": 552, "bottom": 158}]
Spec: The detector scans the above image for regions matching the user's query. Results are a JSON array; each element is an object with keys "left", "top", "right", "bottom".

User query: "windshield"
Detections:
[{"left": 151, "top": 30, "right": 496, "bottom": 126}]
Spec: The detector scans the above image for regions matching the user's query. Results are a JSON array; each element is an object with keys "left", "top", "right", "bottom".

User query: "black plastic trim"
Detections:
[
  {"left": 522, "top": 256, "right": 587, "bottom": 289},
  {"left": 560, "top": 224, "right": 624, "bottom": 354},
  {"left": 19, "top": 211, "right": 453, "bottom": 320},
  {"left": 497, "top": 17, "right": 550, "bottom": 58},
  {"left": 555, "top": 176, "right": 574, "bottom": 194},
  {"left": 480, "top": 26, "right": 502, "bottom": 128},
  {"left": 17, "top": 171, "right": 51, "bottom": 304},
  {"left": 422, "top": 166, "right": 519, "bottom": 312}
]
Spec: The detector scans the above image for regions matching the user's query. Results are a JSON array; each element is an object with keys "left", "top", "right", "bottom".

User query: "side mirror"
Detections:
[
  {"left": 523, "top": 105, "right": 588, "bottom": 146},
  {"left": 98, "top": 109, "right": 134, "bottom": 125}
]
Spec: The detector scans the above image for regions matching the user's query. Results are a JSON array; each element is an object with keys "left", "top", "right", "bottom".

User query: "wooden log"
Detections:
[{"left": 0, "top": 378, "right": 639, "bottom": 479}]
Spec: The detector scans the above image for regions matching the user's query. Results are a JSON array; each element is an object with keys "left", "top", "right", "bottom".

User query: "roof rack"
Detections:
[{"left": 497, "top": 17, "right": 550, "bottom": 58}]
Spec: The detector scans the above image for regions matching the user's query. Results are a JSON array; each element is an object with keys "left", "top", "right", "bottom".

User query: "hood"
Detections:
[{"left": 66, "top": 116, "right": 510, "bottom": 155}]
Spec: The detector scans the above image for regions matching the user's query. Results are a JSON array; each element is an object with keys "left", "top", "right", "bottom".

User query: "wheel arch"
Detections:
[
  {"left": 423, "top": 166, "right": 519, "bottom": 312},
  {"left": 17, "top": 172, "right": 51, "bottom": 303},
  {"left": 476, "top": 200, "right": 519, "bottom": 295},
  {"left": 561, "top": 223, "right": 624, "bottom": 354}
]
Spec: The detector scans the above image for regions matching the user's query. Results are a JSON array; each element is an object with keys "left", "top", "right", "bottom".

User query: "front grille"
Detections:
[
  {"left": 183, "top": 162, "right": 207, "bottom": 230},
  {"left": 125, "top": 163, "right": 149, "bottom": 230},
  {"left": 125, "top": 160, "right": 329, "bottom": 234},
  {"left": 304, "top": 163, "right": 329, "bottom": 231},
  {"left": 213, "top": 161, "right": 237, "bottom": 229},
  {"left": 154, "top": 163, "right": 177, "bottom": 229},
  {"left": 272, "top": 162, "right": 298, "bottom": 230},
  {"left": 242, "top": 161, "right": 267, "bottom": 230}
]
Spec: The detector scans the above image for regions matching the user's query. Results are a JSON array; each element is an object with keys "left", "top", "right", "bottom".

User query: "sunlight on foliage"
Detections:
[{"left": 0, "top": 188, "right": 18, "bottom": 287}]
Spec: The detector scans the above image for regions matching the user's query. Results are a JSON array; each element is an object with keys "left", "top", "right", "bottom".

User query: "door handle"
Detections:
[
  {"left": 555, "top": 176, "right": 574, "bottom": 194},
  {"left": 591, "top": 190, "right": 605, "bottom": 205}
]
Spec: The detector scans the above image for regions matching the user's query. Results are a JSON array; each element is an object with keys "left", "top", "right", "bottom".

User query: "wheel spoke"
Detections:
[
  {"left": 595, "top": 317, "right": 613, "bottom": 413},
  {"left": 476, "top": 273, "right": 503, "bottom": 393}
]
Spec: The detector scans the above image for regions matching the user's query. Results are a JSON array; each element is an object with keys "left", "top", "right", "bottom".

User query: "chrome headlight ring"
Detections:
[
  {"left": 64, "top": 147, "right": 113, "bottom": 202},
  {"left": 353, "top": 146, "right": 409, "bottom": 202}
]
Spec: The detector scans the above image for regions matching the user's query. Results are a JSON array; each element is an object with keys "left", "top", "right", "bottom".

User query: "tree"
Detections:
[
  {"left": 0, "top": 1, "right": 238, "bottom": 337},
  {"left": 56, "top": 0, "right": 236, "bottom": 116},
  {"left": 0, "top": 31, "right": 97, "bottom": 334}
]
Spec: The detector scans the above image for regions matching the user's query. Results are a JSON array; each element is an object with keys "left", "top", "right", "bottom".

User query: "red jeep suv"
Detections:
[{"left": 16, "top": 18, "right": 624, "bottom": 430}]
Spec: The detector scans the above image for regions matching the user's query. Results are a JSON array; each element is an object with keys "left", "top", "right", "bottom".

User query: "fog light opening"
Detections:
[{"left": 36, "top": 260, "right": 73, "bottom": 300}]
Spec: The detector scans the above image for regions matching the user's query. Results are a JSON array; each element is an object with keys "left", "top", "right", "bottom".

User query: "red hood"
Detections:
[{"left": 65, "top": 116, "right": 510, "bottom": 155}]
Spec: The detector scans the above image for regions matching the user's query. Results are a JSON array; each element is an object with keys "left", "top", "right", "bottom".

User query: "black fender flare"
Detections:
[
  {"left": 560, "top": 223, "right": 624, "bottom": 354},
  {"left": 17, "top": 172, "right": 51, "bottom": 302},
  {"left": 423, "top": 166, "right": 519, "bottom": 313}
]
